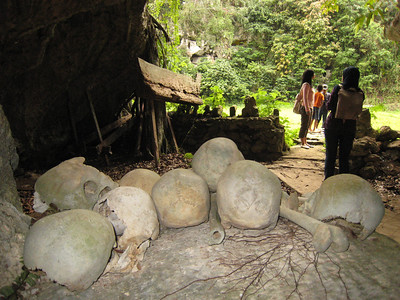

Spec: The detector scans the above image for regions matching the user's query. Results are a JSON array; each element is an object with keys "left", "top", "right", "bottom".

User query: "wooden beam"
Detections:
[
  {"left": 150, "top": 99, "right": 160, "bottom": 167},
  {"left": 87, "top": 90, "right": 109, "bottom": 165},
  {"left": 166, "top": 112, "right": 179, "bottom": 153},
  {"left": 85, "top": 114, "right": 132, "bottom": 144},
  {"left": 96, "top": 120, "right": 132, "bottom": 154}
]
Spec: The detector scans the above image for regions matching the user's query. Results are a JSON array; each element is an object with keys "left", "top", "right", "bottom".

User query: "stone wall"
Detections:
[{"left": 171, "top": 114, "right": 286, "bottom": 161}]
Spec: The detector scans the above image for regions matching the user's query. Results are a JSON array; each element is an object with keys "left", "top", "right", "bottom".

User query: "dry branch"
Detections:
[{"left": 267, "top": 165, "right": 324, "bottom": 172}]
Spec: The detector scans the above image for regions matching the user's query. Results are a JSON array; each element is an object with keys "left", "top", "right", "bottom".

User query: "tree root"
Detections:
[{"left": 161, "top": 219, "right": 349, "bottom": 300}]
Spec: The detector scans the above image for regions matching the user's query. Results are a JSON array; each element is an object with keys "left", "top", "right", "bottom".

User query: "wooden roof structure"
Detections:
[{"left": 137, "top": 58, "right": 202, "bottom": 105}]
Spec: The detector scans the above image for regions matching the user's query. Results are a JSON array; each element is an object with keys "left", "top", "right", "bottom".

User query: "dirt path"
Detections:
[
  {"left": 265, "top": 143, "right": 325, "bottom": 196},
  {"left": 264, "top": 131, "right": 400, "bottom": 244}
]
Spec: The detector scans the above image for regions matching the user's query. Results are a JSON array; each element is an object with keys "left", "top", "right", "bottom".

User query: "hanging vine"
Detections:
[{"left": 148, "top": 0, "right": 183, "bottom": 71}]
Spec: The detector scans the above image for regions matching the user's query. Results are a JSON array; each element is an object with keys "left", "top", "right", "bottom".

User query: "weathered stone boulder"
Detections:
[
  {"left": 0, "top": 105, "right": 29, "bottom": 290},
  {"left": 301, "top": 174, "right": 385, "bottom": 240},
  {"left": 217, "top": 160, "right": 281, "bottom": 230},
  {"left": 350, "top": 124, "right": 400, "bottom": 179},
  {"left": 23, "top": 209, "right": 115, "bottom": 291},
  {"left": 355, "top": 109, "right": 376, "bottom": 138},
  {"left": 376, "top": 126, "right": 399, "bottom": 142},
  {"left": 387, "top": 139, "right": 400, "bottom": 150},
  {"left": 152, "top": 169, "right": 210, "bottom": 228},
  {"left": 351, "top": 136, "right": 380, "bottom": 157},
  {"left": 211, "top": 105, "right": 224, "bottom": 117},
  {"left": 33, "top": 157, "right": 118, "bottom": 212},
  {"left": 192, "top": 137, "right": 245, "bottom": 192},
  {"left": 119, "top": 168, "right": 160, "bottom": 196},
  {"left": 229, "top": 105, "right": 237, "bottom": 117},
  {"left": 93, "top": 186, "right": 159, "bottom": 273}
]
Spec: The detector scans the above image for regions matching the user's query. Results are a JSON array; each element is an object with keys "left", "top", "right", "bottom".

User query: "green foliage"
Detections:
[
  {"left": 203, "top": 86, "right": 226, "bottom": 108},
  {"left": 154, "top": 0, "right": 400, "bottom": 107},
  {"left": 250, "top": 88, "right": 281, "bottom": 117},
  {"left": 166, "top": 102, "right": 180, "bottom": 112},
  {"left": 282, "top": 121, "right": 298, "bottom": 147},
  {"left": 184, "top": 152, "right": 194, "bottom": 159},
  {"left": 148, "top": 0, "right": 183, "bottom": 71},
  {"left": 0, "top": 265, "right": 39, "bottom": 299},
  {"left": 369, "top": 103, "right": 387, "bottom": 112},
  {"left": 197, "top": 59, "right": 250, "bottom": 103}
]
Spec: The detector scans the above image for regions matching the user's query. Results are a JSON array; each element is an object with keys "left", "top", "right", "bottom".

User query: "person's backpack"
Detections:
[
  {"left": 335, "top": 84, "right": 364, "bottom": 120},
  {"left": 293, "top": 92, "right": 302, "bottom": 114},
  {"left": 293, "top": 83, "right": 305, "bottom": 114}
]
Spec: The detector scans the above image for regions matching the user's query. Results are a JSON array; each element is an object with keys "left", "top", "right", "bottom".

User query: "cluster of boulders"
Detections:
[
  {"left": 22, "top": 138, "right": 265, "bottom": 291},
  {"left": 0, "top": 130, "right": 387, "bottom": 294},
  {"left": 16, "top": 137, "right": 385, "bottom": 293},
  {"left": 350, "top": 110, "right": 400, "bottom": 179}
]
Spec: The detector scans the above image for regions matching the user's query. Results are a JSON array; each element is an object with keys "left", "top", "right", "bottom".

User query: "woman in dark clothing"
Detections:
[{"left": 324, "top": 66, "right": 365, "bottom": 179}]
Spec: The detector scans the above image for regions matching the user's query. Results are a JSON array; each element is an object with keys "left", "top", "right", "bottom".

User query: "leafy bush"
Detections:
[
  {"left": 203, "top": 86, "right": 226, "bottom": 108},
  {"left": 280, "top": 116, "right": 298, "bottom": 147},
  {"left": 153, "top": 0, "right": 400, "bottom": 109},
  {"left": 197, "top": 59, "right": 249, "bottom": 104},
  {"left": 251, "top": 88, "right": 281, "bottom": 117}
]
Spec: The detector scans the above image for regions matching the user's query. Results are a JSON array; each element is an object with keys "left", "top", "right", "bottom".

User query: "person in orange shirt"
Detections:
[{"left": 310, "top": 84, "right": 324, "bottom": 132}]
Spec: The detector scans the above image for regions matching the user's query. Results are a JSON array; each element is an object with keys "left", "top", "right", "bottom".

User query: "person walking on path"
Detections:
[
  {"left": 324, "top": 66, "right": 365, "bottom": 179},
  {"left": 310, "top": 84, "right": 324, "bottom": 132},
  {"left": 319, "top": 84, "right": 330, "bottom": 129},
  {"left": 298, "top": 69, "right": 315, "bottom": 149}
]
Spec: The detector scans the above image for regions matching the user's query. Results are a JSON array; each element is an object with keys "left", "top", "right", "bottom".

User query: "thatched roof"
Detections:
[{"left": 137, "top": 58, "right": 202, "bottom": 105}]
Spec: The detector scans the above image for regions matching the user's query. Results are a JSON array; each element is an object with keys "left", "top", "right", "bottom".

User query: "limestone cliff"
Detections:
[{"left": 0, "top": 0, "right": 155, "bottom": 167}]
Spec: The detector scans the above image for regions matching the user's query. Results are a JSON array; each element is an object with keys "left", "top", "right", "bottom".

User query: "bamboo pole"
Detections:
[
  {"left": 87, "top": 90, "right": 109, "bottom": 165},
  {"left": 166, "top": 112, "right": 179, "bottom": 153},
  {"left": 150, "top": 99, "right": 160, "bottom": 167}
]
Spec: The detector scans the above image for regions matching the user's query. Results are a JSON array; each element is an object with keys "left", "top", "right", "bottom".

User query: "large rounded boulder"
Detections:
[
  {"left": 301, "top": 174, "right": 385, "bottom": 240},
  {"left": 217, "top": 160, "right": 281, "bottom": 230},
  {"left": 23, "top": 209, "right": 115, "bottom": 291},
  {"left": 93, "top": 186, "right": 159, "bottom": 272},
  {"left": 119, "top": 169, "right": 160, "bottom": 195},
  {"left": 192, "top": 137, "right": 245, "bottom": 192},
  {"left": 33, "top": 157, "right": 118, "bottom": 212},
  {"left": 151, "top": 169, "right": 210, "bottom": 228}
]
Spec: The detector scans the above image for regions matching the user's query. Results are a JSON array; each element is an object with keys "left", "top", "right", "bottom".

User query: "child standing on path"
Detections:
[{"left": 310, "top": 84, "right": 324, "bottom": 132}]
